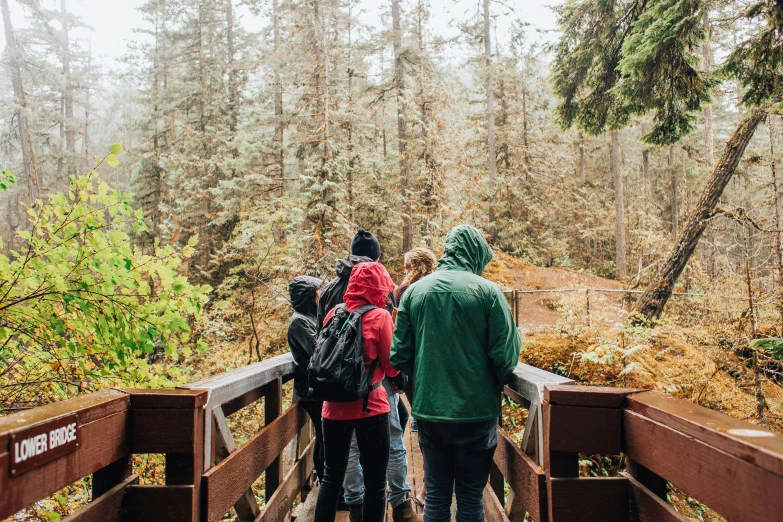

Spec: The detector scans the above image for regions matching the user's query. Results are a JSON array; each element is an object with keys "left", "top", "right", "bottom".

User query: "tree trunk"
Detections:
[
  {"left": 149, "top": 0, "right": 164, "bottom": 246},
  {"left": 321, "top": 0, "right": 330, "bottom": 162},
  {"left": 669, "top": 147, "right": 678, "bottom": 238},
  {"left": 484, "top": 0, "right": 497, "bottom": 231},
  {"left": 579, "top": 132, "right": 586, "bottom": 183},
  {"left": 392, "top": 0, "right": 412, "bottom": 251},
  {"left": 61, "top": 0, "right": 76, "bottom": 176},
  {"left": 226, "top": 0, "right": 238, "bottom": 135},
  {"left": 632, "top": 107, "right": 768, "bottom": 322},
  {"left": 770, "top": 115, "right": 783, "bottom": 331},
  {"left": 702, "top": 11, "right": 714, "bottom": 167},
  {"left": 611, "top": 129, "right": 627, "bottom": 279},
  {"left": 2, "top": 0, "right": 39, "bottom": 204},
  {"left": 744, "top": 228, "right": 766, "bottom": 422},
  {"left": 521, "top": 89, "right": 529, "bottom": 170},
  {"left": 416, "top": 0, "right": 433, "bottom": 246},
  {"left": 57, "top": 88, "right": 64, "bottom": 183},
  {"left": 82, "top": 42, "right": 92, "bottom": 172},
  {"left": 346, "top": 4, "right": 355, "bottom": 223},
  {"left": 273, "top": 0, "right": 284, "bottom": 191}
]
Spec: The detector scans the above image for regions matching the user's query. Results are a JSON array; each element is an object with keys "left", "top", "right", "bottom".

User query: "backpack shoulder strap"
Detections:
[
  {"left": 354, "top": 303, "right": 379, "bottom": 316},
  {"left": 352, "top": 304, "right": 381, "bottom": 412},
  {"left": 362, "top": 357, "right": 382, "bottom": 413}
]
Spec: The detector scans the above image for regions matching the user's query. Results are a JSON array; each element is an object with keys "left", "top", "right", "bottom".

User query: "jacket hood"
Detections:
[
  {"left": 335, "top": 255, "right": 374, "bottom": 279},
  {"left": 344, "top": 262, "right": 396, "bottom": 309},
  {"left": 289, "top": 276, "right": 323, "bottom": 316},
  {"left": 437, "top": 225, "right": 494, "bottom": 275}
]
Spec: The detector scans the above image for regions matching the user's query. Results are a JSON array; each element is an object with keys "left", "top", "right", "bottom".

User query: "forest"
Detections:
[{"left": 1, "top": 0, "right": 783, "bottom": 519}]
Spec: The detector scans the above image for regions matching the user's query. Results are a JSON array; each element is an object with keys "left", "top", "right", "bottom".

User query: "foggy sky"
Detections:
[{"left": 8, "top": 0, "right": 563, "bottom": 67}]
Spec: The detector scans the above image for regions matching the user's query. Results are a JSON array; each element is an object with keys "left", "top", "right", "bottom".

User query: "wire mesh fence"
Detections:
[{"left": 502, "top": 287, "right": 773, "bottom": 329}]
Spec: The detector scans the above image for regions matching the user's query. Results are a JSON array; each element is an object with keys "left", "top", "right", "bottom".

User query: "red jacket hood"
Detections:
[{"left": 344, "top": 262, "right": 396, "bottom": 309}]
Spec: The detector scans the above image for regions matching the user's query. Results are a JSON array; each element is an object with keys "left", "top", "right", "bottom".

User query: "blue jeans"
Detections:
[
  {"left": 417, "top": 419, "right": 498, "bottom": 522},
  {"left": 343, "top": 379, "right": 412, "bottom": 508}
]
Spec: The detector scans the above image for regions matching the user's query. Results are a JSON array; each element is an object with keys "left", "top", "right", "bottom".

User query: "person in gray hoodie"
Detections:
[{"left": 288, "top": 275, "right": 324, "bottom": 481}]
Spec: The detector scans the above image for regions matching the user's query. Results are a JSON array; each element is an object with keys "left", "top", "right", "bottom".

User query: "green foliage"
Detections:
[
  {"left": 0, "top": 170, "right": 15, "bottom": 193},
  {"left": 720, "top": 1, "right": 783, "bottom": 106},
  {"left": 551, "top": 0, "right": 645, "bottom": 135},
  {"left": 554, "top": 0, "right": 783, "bottom": 144},
  {"left": 750, "top": 337, "right": 783, "bottom": 360},
  {"left": 617, "top": 0, "right": 711, "bottom": 145},
  {"left": 552, "top": 0, "right": 712, "bottom": 145},
  {"left": 300, "top": 156, "right": 353, "bottom": 270},
  {"left": 0, "top": 152, "right": 211, "bottom": 410}
]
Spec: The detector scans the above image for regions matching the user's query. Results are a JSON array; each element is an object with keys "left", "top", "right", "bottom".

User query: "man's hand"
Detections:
[{"left": 389, "top": 372, "right": 408, "bottom": 392}]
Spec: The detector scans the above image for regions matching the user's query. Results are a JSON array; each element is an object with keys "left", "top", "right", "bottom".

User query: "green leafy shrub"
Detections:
[
  {"left": 750, "top": 337, "right": 783, "bottom": 360},
  {"left": 0, "top": 149, "right": 211, "bottom": 411}
]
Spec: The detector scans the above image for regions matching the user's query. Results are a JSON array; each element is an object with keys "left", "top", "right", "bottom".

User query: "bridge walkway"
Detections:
[{"left": 3, "top": 353, "right": 783, "bottom": 522}]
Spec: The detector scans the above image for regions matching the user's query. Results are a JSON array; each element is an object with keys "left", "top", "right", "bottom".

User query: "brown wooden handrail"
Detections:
[
  {"left": 529, "top": 385, "right": 783, "bottom": 522},
  {"left": 4, "top": 358, "right": 783, "bottom": 522},
  {"left": 0, "top": 389, "right": 133, "bottom": 520}
]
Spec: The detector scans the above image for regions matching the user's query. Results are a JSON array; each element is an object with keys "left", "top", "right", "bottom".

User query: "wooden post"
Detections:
[
  {"left": 213, "top": 406, "right": 261, "bottom": 521},
  {"left": 296, "top": 397, "right": 315, "bottom": 499},
  {"left": 543, "top": 385, "right": 638, "bottom": 522},
  {"left": 490, "top": 415, "right": 505, "bottom": 507},
  {"left": 514, "top": 290, "right": 520, "bottom": 327},
  {"left": 586, "top": 289, "right": 591, "bottom": 327},
  {"left": 265, "top": 378, "right": 284, "bottom": 502},
  {"left": 125, "top": 389, "right": 208, "bottom": 522}
]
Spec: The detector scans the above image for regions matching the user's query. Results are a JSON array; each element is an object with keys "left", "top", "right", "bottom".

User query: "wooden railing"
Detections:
[
  {"left": 3, "top": 355, "right": 783, "bottom": 522},
  {"left": 0, "top": 386, "right": 209, "bottom": 522},
  {"left": 488, "top": 384, "right": 783, "bottom": 522},
  {"left": 486, "top": 364, "right": 575, "bottom": 522},
  {"left": 178, "top": 353, "right": 311, "bottom": 522}
]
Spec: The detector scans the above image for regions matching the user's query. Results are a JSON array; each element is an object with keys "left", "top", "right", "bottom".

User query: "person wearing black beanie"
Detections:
[
  {"left": 351, "top": 228, "right": 381, "bottom": 261},
  {"left": 316, "top": 229, "right": 419, "bottom": 522}
]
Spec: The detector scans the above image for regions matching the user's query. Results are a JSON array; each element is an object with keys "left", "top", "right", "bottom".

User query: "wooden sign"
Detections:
[{"left": 9, "top": 414, "right": 79, "bottom": 477}]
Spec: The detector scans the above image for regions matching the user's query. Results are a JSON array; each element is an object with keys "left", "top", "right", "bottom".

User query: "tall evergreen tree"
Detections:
[{"left": 553, "top": 0, "right": 783, "bottom": 320}]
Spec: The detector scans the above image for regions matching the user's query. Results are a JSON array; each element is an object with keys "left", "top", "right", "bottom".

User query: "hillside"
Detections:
[{"left": 484, "top": 252, "right": 624, "bottom": 327}]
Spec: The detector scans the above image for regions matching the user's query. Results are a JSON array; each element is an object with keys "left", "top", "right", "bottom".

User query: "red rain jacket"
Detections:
[{"left": 322, "top": 262, "right": 400, "bottom": 421}]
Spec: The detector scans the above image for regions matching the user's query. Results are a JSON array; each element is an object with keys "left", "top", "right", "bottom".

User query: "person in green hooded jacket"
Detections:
[{"left": 390, "top": 225, "right": 521, "bottom": 522}]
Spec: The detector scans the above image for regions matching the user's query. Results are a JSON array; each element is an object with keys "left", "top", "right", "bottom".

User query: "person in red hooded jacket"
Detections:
[{"left": 314, "top": 262, "right": 400, "bottom": 522}]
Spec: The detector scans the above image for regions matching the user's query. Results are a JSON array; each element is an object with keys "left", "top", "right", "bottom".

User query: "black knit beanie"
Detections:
[{"left": 351, "top": 229, "right": 381, "bottom": 261}]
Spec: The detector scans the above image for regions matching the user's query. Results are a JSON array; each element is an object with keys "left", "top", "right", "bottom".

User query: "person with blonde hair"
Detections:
[{"left": 394, "top": 247, "right": 438, "bottom": 303}]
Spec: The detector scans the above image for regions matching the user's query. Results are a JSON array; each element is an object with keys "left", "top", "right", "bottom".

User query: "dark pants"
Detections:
[
  {"left": 300, "top": 400, "right": 325, "bottom": 482},
  {"left": 417, "top": 419, "right": 498, "bottom": 522},
  {"left": 315, "top": 414, "right": 390, "bottom": 522}
]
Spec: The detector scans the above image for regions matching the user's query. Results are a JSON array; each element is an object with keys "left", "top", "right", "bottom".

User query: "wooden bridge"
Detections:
[{"left": 2, "top": 353, "right": 783, "bottom": 522}]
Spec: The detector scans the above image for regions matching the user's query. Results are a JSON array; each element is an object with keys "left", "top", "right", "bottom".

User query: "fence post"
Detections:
[
  {"left": 543, "top": 385, "right": 640, "bottom": 521},
  {"left": 265, "top": 377, "right": 284, "bottom": 502},
  {"left": 585, "top": 289, "right": 591, "bottom": 327},
  {"left": 490, "top": 414, "right": 506, "bottom": 508},
  {"left": 515, "top": 290, "right": 520, "bottom": 327},
  {"left": 125, "top": 389, "right": 208, "bottom": 522}
]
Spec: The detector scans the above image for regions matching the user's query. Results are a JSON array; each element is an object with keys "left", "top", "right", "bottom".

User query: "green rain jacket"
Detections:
[{"left": 390, "top": 225, "right": 522, "bottom": 422}]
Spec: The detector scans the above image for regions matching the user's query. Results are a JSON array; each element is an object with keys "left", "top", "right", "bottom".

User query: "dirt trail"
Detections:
[{"left": 484, "top": 252, "right": 623, "bottom": 327}]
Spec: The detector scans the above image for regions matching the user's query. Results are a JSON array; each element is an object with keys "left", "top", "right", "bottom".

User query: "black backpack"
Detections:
[{"left": 307, "top": 304, "right": 380, "bottom": 411}]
